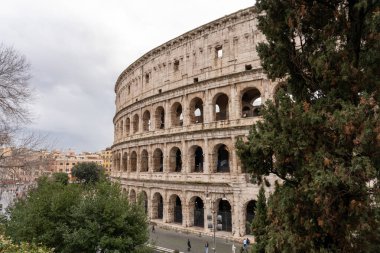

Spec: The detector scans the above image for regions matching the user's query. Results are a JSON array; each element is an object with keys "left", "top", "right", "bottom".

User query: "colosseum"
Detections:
[{"left": 111, "top": 6, "right": 276, "bottom": 239}]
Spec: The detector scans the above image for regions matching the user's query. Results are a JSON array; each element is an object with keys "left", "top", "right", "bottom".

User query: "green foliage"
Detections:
[
  {"left": 71, "top": 162, "right": 104, "bottom": 184},
  {"left": 251, "top": 186, "right": 268, "bottom": 253},
  {"left": 237, "top": 1, "right": 380, "bottom": 252},
  {"left": 4, "top": 178, "right": 150, "bottom": 253},
  {"left": 53, "top": 172, "right": 69, "bottom": 185},
  {"left": 0, "top": 234, "right": 53, "bottom": 253}
]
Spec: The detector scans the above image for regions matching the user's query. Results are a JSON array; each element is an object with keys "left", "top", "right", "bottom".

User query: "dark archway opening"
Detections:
[
  {"left": 215, "top": 94, "right": 229, "bottom": 121},
  {"left": 153, "top": 149, "right": 164, "bottom": 172},
  {"left": 241, "top": 88, "right": 262, "bottom": 118},
  {"left": 155, "top": 107, "right": 165, "bottom": 129},
  {"left": 130, "top": 151, "right": 137, "bottom": 172},
  {"left": 175, "top": 149, "right": 182, "bottom": 172},
  {"left": 194, "top": 197, "right": 204, "bottom": 227},
  {"left": 174, "top": 196, "right": 182, "bottom": 224},
  {"left": 194, "top": 147, "right": 203, "bottom": 172},
  {"left": 246, "top": 200, "right": 256, "bottom": 235},
  {"left": 218, "top": 200, "right": 232, "bottom": 232},
  {"left": 217, "top": 145, "right": 230, "bottom": 172}
]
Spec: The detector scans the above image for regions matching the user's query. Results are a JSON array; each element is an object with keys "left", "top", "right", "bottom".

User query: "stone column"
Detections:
[
  {"left": 136, "top": 147, "right": 141, "bottom": 176},
  {"left": 231, "top": 136, "right": 239, "bottom": 174},
  {"left": 182, "top": 140, "right": 188, "bottom": 175},
  {"left": 203, "top": 138, "right": 210, "bottom": 174},
  {"left": 164, "top": 100, "right": 170, "bottom": 129},
  {"left": 183, "top": 94, "right": 190, "bottom": 126},
  {"left": 205, "top": 90, "right": 213, "bottom": 123},
  {"left": 148, "top": 145, "right": 153, "bottom": 173},
  {"left": 230, "top": 84, "right": 239, "bottom": 120},
  {"left": 183, "top": 194, "right": 189, "bottom": 227},
  {"left": 163, "top": 143, "right": 168, "bottom": 180}
]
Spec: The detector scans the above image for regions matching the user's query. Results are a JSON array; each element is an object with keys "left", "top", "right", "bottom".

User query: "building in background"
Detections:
[
  {"left": 0, "top": 147, "right": 54, "bottom": 214},
  {"left": 100, "top": 147, "right": 113, "bottom": 174},
  {"left": 0, "top": 147, "right": 54, "bottom": 183},
  {"left": 52, "top": 149, "right": 103, "bottom": 179}
]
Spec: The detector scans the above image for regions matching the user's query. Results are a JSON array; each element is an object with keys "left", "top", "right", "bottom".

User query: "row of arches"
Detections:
[
  {"left": 127, "top": 189, "right": 257, "bottom": 235},
  {"left": 115, "top": 88, "right": 262, "bottom": 138},
  {"left": 113, "top": 144, "right": 230, "bottom": 173}
]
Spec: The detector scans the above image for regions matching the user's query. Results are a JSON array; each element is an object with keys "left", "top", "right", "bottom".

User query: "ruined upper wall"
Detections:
[{"left": 114, "top": 6, "right": 264, "bottom": 112}]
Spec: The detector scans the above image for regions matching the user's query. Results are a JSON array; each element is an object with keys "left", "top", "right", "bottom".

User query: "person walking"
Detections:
[
  {"left": 243, "top": 238, "right": 247, "bottom": 251},
  {"left": 232, "top": 243, "right": 236, "bottom": 253},
  {"left": 151, "top": 224, "right": 155, "bottom": 233},
  {"left": 187, "top": 239, "right": 191, "bottom": 252},
  {"left": 205, "top": 241, "right": 209, "bottom": 253}
]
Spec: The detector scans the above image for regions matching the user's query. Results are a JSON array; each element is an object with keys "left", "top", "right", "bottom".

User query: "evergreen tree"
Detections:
[
  {"left": 251, "top": 186, "right": 268, "bottom": 253},
  {"left": 237, "top": 1, "right": 379, "bottom": 252}
]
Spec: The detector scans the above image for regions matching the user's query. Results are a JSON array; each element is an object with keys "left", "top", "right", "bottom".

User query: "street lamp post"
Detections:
[
  {"left": 212, "top": 210, "right": 216, "bottom": 253},
  {"left": 207, "top": 198, "right": 222, "bottom": 253}
]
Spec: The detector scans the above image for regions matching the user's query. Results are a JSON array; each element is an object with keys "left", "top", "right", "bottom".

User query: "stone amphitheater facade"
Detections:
[{"left": 111, "top": 6, "right": 277, "bottom": 239}]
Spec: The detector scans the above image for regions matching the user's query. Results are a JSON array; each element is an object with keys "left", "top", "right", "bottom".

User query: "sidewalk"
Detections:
[{"left": 149, "top": 226, "right": 251, "bottom": 253}]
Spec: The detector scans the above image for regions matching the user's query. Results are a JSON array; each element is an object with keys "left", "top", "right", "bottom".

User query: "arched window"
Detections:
[
  {"left": 142, "top": 110, "right": 151, "bottom": 132},
  {"left": 141, "top": 149, "right": 149, "bottom": 172},
  {"left": 171, "top": 102, "right": 183, "bottom": 127},
  {"left": 216, "top": 144, "right": 230, "bottom": 173},
  {"left": 190, "top": 97, "right": 203, "bottom": 124},
  {"left": 241, "top": 88, "right": 262, "bottom": 117},
  {"left": 155, "top": 106, "right": 165, "bottom": 129},
  {"left": 132, "top": 114, "right": 139, "bottom": 133},
  {"left": 169, "top": 147, "right": 182, "bottom": 172},
  {"left": 130, "top": 151, "right": 137, "bottom": 172},
  {"left": 189, "top": 145, "right": 203, "bottom": 173},
  {"left": 122, "top": 153, "right": 128, "bottom": 171},
  {"left": 214, "top": 93, "right": 229, "bottom": 121},
  {"left": 125, "top": 118, "right": 130, "bottom": 136},
  {"left": 153, "top": 148, "right": 164, "bottom": 172}
]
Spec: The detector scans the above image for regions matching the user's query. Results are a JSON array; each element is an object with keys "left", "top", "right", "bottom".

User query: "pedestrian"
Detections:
[
  {"left": 246, "top": 238, "right": 250, "bottom": 245},
  {"left": 205, "top": 241, "right": 209, "bottom": 253},
  {"left": 232, "top": 243, "right": 236, "bottom": 253},
  {"left": 243, "top": 238, "right": 247, "bottom": 250},
  {"left": 187, "top": 239, "right": 191, "bottom": 252},
  {"left": 151, "top": 224, "right": 155, "bottom": 233}
]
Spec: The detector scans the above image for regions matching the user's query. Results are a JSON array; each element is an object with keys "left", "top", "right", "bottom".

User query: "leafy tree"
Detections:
[
  {"left": 237, "top": 1, "right": 379, "bottom": 252},
  {"left": 53, "top": 172, "right": 69, "bottom": 185},
  {"left": 71, "top": 162, "right": 104, "bottom": 184},
  {"left": 251, "top": 186, "right": 268, "bottom": 253},
  {"left": 5, "top": 177, "right": 82, "bottom": 251},
  {"left": 5, "top": 178, "right": 150, "bottom": 253},
  {"left": 0, "top": 234, "right": 53, "bottom": 253}
]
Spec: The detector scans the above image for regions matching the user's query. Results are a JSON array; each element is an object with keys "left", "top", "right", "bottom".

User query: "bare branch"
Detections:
[{"left": 0, "top": 44, "right": 33, "bottom": 126}]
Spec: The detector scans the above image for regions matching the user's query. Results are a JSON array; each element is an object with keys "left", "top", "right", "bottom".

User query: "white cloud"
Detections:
[{"left": 0, "top": 0, "right": 255, "bottom": 152}]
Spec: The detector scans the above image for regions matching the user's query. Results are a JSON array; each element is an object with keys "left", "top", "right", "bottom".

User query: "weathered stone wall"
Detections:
[{"left": 112, "top": 6, "right": 277, "bottom": 239}]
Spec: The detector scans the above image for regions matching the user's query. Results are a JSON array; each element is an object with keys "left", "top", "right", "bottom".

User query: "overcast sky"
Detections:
[{"left": 0, "top": 0, "right": 254, "bottom": 153}]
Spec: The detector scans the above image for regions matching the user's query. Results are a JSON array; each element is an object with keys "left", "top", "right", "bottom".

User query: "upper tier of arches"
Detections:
[
  {"left": 114, "top": 86, "right": 263, "bottom": 141},
  {"left": 114, "top": 6, "right": 263, "bottom": 113}
]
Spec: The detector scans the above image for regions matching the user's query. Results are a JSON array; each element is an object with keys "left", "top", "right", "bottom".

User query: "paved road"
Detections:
[{"left": 149, "top": 226, "right": 250, "bottom": 253}]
